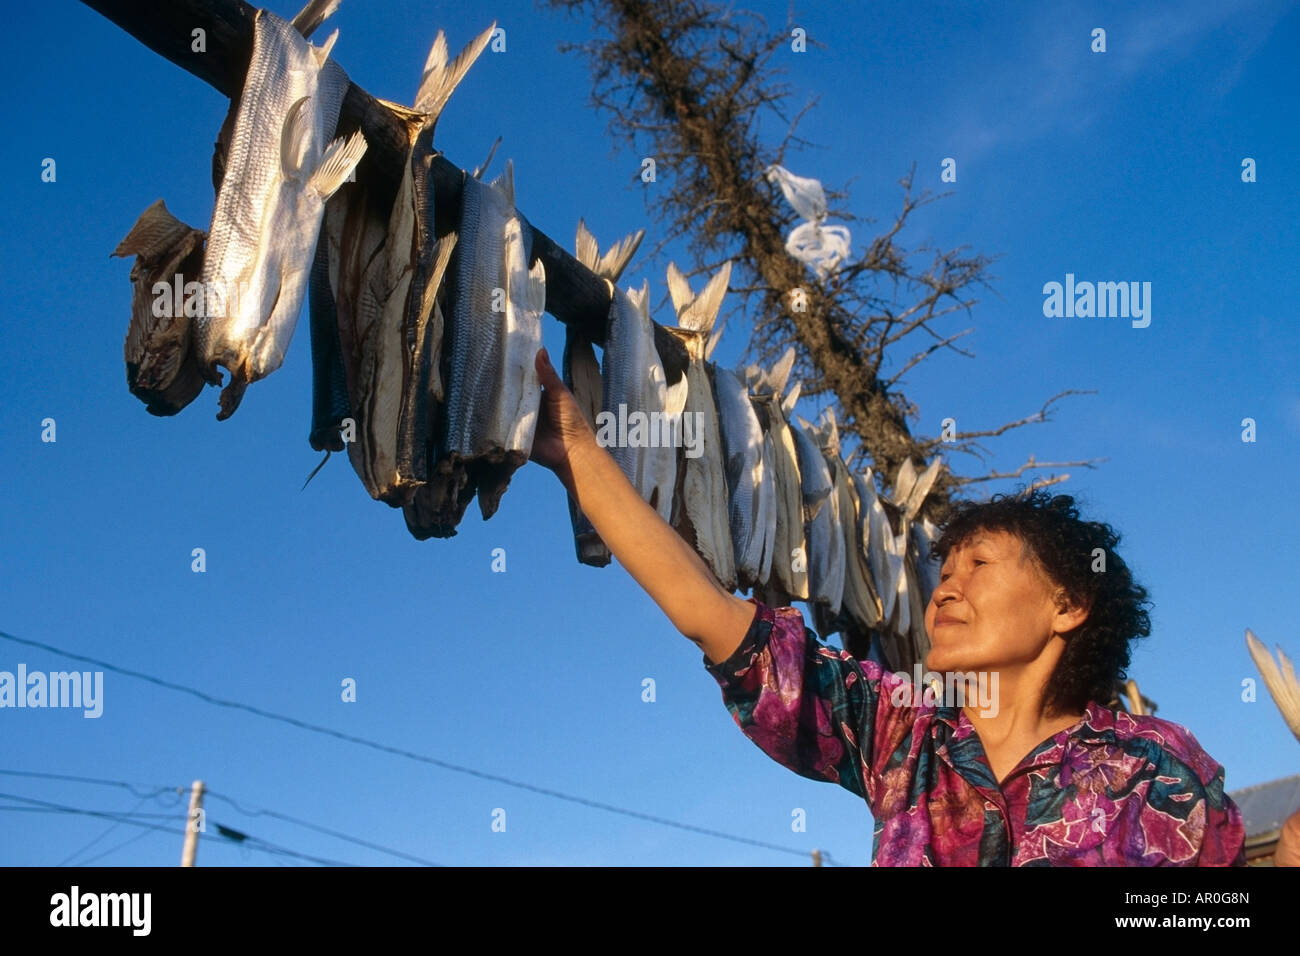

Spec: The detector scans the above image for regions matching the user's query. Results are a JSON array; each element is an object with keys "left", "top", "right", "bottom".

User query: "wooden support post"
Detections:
[
  {"left": 181, "top": 779, "right": 205, "bottom": 867},
  {"left": 77, "top": 0, "right": 688, "bottom": 384}
]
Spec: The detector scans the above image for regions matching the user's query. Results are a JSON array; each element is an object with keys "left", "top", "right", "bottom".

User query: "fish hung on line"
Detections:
[
  {"left": 743, "top": 349, "right": 808, "bottom": 600},
  {"left": 596, "top": 273, "right": 687, "bottom": 530},
  {"left": 796, "top": 410, "right": 846, "bottom": 616},
  {"left": 713, "top": 363, "right": 770, "bottom": 592},
  {"left": 112, "top": 199, "right": 208, "bottom": 417},
  {"left": 440, "top": 160, "right": 547, "bottom": 523},
  {"left": 664, "top": 262, "right": 735, "bottom": 591},
  {"left": 563, "top": 220, "right": 645, "bottom": 566},
  {"left": 307, "top": 25, "right": 491, "bottom": 511},
  {"left": 195, "top": 8, "right": 366, "bottom": 421}
]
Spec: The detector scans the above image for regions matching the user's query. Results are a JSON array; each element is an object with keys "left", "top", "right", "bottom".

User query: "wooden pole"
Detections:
[
  {"left": 181, "top": 779, "right": 205, "bottom": 867},
  {"left": 1125, "top": 679, "right": 1146, "bottom": 716},
  {"left": 811, "top": 849, "right": 823, "bottom": 867},
  {"left": 76, "top": 0, "right": 688, "bottom": 384}
]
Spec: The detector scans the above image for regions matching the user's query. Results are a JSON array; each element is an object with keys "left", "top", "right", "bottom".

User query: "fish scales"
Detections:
[{"left": 196, "top": 10, "right": 365, "bottom": 420}]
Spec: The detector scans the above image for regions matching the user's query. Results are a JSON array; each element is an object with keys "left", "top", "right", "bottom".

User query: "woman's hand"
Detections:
[{"left": 530, "top": 347, "right": 597, "bottom": 489}]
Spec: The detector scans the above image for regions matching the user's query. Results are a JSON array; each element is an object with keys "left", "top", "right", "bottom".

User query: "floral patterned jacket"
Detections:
[{"left": 705, "top": 600, "right": 1246, "bottom": 866}]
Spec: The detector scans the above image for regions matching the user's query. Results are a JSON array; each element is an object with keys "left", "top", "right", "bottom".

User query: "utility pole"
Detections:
[
  {"left": 181, "top": 779, "right": 205, "bottom": 867},
  {"left": 811, "top": 849, "right": 823, "bottom": 867}
]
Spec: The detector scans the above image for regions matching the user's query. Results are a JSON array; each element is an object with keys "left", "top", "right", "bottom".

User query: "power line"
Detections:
[
  {"left": 1, "top": 769, "right": 442, "bottom": 867},
  {"left": 78, "top": 826, "right": 163, "bottom": 866},
  {"left": 0, "top": 791, "right": 355, "bottom": 867},
  {"left": 0, "top": 768, "right": 177, "bottom": 799},
  {"left": 205, "top": 790, "right": 442, "bottom": 867},
  {"left": 0, "top": 628, "right": 835, "bottom": 863}
]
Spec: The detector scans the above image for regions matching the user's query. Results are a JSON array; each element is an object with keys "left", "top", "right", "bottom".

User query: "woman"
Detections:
[{"left": 528, "top": 348, "right": 1298, "bottom": 866}]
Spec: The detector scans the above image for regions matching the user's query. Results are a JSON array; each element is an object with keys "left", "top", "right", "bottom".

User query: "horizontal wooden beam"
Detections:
[{"left": 79, "top": 0, "right": 688, "bottom": 381}]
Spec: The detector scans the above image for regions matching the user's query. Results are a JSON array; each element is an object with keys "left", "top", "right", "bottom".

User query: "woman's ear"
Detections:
[{"left": 1053, "top": 589, "right": 1091, "bottom": 634}]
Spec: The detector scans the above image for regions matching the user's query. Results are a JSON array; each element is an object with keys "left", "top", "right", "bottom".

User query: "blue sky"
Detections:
[{"left": 1, "top": 0, "right": 1297, "bottom": 866}]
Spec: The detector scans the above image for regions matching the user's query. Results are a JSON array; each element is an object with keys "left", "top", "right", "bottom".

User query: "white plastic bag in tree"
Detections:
[{"left": 765, "top": 164, "right": 852, "bottom": 277}]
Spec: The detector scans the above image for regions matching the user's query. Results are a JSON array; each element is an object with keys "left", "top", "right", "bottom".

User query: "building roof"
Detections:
[{"left": 1229, "top": 774, "right": 1300, "bottom": 838}]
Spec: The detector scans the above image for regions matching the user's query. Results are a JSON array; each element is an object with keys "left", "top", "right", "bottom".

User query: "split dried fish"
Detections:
[
  {"left": 112, "top": 199, "right": 207, "bottom": 416},
  {"left": 597, "top": 268, "right": 683, "bottom": 526},
  {"left": 563, "top": 220, "right": 645, "bottom": 566},
  {"left": 715, "top": 364, "right": 770, "bottom": 591},
  {"left": 442, "top": 161, "right": 547, "bottom": 521},
  {"left": 665, "top": 263, "right": 735, "bottom": 590},
  {"left": 835, "top": 451, "right": 883, "bottom": 633},
  {"left": 744, "top": 349, "right": 807, "bottom": 599},
  {"left": 793, "top": 413, "right": 843, "bottom": 611},
  {"left": 196, "top": 8, "right": 366, "bottom": 420}
]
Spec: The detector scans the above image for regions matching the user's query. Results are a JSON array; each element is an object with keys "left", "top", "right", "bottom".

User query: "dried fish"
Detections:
[
  {"left": 112, "top": 199, "right": 207, "bottom": 416},
  {"left": 714, "top": 364, "right": 769, "bottom": 590},
  {"left": 196, "top": 9, "right": 366, "bottom": 420},
  {"left": 664, "top": 263, "right": 735, "bottom": 590},
  {"left": 794, "top": 413, "right": 844, "bottom": 611},
  {"left": 442, "top": 161, "right": 547, "bottom": 521},
  {"left": 744, "top": 350, "right": 807, "bottom": 599},
  {"left": 563, "top": 221, "right": 646, "bottom": 564}
]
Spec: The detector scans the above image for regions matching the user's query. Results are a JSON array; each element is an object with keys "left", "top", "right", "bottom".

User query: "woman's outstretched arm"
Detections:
[{"left": 529, "top": 347, "right": 756, "bottom": 663}]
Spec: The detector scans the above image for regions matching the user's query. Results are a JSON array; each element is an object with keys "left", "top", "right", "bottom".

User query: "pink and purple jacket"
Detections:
[{"left": 705, "top": 600, "right": 1246, "bottom": 866}]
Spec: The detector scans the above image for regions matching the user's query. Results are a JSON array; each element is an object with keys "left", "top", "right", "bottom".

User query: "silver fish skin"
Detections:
[
  {"left": 797, "top": 416, "right": 845, "bottom": 612},
  {"left": 912, "top": 515, "right": 942, "bottom": 600},
  {"left": 744, "top": 350, "right": 807, "bottom": 599},
  {"left": 835, "top": 455, "right": 882, "bottom": 631},
  {"left": 713, "top": 365, "right": 766, "bottom": 588},
  {"left": 471, "top": 214, "right": 546, "bottom": 519},
  {"left": 664, "top": 261, "right": 735, "bottom": 590},
  {"left": 600, "top": 281, "right": 678, "bottom": 523},
  {"left": 443, "top": 162, "right": 546, "bottom": 520},
  {"left": 444, "top": 167, "right": 514, "bottom": 459},
  {"left": 196, "top": 10, "right": 366, "bottom": 420},
  {"left": 853, "top": 468, "right": 894, "bottom": 614},
  {"left": 565, "top": 221, "right": 645, "bottom": 566}
]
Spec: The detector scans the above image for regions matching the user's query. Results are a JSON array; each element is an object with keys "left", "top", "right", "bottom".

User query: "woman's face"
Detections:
[{"left": 924, "top": 529, "right": 1066, "bottom": 675}]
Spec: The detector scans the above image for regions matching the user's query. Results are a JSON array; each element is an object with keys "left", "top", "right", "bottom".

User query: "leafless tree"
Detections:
[{"left": 545, "top": 0, "right": 1104, "bottom": 521}]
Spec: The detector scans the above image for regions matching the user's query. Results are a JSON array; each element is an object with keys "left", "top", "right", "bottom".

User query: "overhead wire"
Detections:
[{"left": 0, "top": 629, "right": 848, "bottom": 865}]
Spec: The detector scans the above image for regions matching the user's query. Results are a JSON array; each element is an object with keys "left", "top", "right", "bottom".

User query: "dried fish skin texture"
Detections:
[{"left": 113, "top": 199, "right": 208, "bottom": 417}]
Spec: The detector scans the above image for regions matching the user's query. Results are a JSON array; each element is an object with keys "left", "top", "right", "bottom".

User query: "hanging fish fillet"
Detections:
[
  {"left": 911, "top": 514, "right": 942, "bottom": 601},
  {"left": 854, "top": 469, "right": 895, "bottom": 616},
  {"left": 595, "top": 271, "right": 683, "bottom": 526},
  {"left": 713, "top": 365, "right": 769, "bottom": 591},
  {"left": 195, "top": 10, "right": 366, "bottom": 420},
  {"left": 793, "top": 414, "right": 842, "bottom": 610},
  {"left": 441, "top": 161, "right": 547, "bottom": 520},
  {"left": 807, "top": 411, "right": 848, "bottom": 618},
  {"left": 563, "top": 220, "right": 645, "bottom": 566},
  {"left": 664, "top": 263, "right": 735, "bottom": 590},
  {"left": 306, "top": 25, "right": 493, "bottom": 516},
  {"left": 744, "top": 350, "right": 808, "bottom": 599},
  {"left": 112, "top": 199, "right": 207, "bottom": 417},
  {"left": 835, "top": 452, "right": 883, "bottom": 632}
]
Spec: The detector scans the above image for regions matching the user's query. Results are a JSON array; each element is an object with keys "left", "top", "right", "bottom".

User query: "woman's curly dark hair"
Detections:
[{"left": 931, "top": 489, "right": 1153, "bottom": 717}]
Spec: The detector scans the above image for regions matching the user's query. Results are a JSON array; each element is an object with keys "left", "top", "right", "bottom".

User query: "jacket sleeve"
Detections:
[
  {"left": 703, "top": 598, "right": 910, "bottom": 804},
  {"left": 1195, "top": 776, "right": 1248, "bottom": 867}
]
